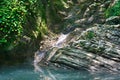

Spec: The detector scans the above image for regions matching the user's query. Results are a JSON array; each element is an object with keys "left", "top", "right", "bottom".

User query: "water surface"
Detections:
[{"left": 0, "top": 63, "right": 119, "bottom": 80}]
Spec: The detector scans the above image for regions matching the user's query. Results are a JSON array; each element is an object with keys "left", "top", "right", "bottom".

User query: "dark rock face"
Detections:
[
  {"left": 106, "top": 16, "right": 120, "bottom": 25},
  {"left": 62, "top": 0, "right": 111, "bottom": 31}
]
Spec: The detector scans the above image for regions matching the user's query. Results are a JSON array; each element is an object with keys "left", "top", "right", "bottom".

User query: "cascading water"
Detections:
[
  {"left": 34, "top": 51, "right": 46, "bottom": 63},
  {"left": 34, "top": 50, "right": 46, "bottom": 72},
  {"left": 33, "top": 33, "right": 69, "bottom": 72},
  {"left": 53, "top": 33, "right": 69, "bottom": 48}
]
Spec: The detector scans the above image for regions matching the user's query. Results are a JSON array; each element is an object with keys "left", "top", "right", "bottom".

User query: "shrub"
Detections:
[{"left": 0, "top": 0, "right": 27, "bottom": 50}]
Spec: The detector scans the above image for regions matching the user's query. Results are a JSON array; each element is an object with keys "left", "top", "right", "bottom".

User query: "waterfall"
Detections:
[
  {"left": 46, "top": 33, "right": 69, "bottom": 61},
  {"left": 33, "top": 50, "right": 46, "bottom": 72},
  {"left": 33, "top": 33, "right": 69, "bottom": 63},
  {"left": 34, "top": 50, "right": 45, "bottom": 64},
  {"left": 33, "top": 33, "right": 69, "bottom": 72},
  {"left": 53, "top": 33, "right": 69, "bottom": 48}
]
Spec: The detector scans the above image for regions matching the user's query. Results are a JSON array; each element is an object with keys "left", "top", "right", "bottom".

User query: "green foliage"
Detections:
[
  {"left": 85, "top": 31, "right": 95, "bottom": 39},
  {"left": 0, "top": 0, "right": 66, "bottom": 51},
  {"left": 23, "top": 0, "right": 48, "bottom": 39},
  {"left": 106, "top": 0, "right": 120, "bottom": 17},
  {"left": 0, "top": 0, "right": 27, "bottom": 50},
  {"left": 0, "top": 0, "right": 51, "bottom": 51}
]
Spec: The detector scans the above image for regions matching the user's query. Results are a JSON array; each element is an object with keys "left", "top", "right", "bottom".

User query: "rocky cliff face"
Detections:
[
  {"left": 46, "top": 22, "right": 120, "bottom": 73},
  {"left": 36, "top": 0, "right": 120, "bottom": 73}
]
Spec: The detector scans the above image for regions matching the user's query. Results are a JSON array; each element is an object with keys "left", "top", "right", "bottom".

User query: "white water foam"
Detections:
[{"left": 53, "top": 33, "right": 69, "bottom": 48}]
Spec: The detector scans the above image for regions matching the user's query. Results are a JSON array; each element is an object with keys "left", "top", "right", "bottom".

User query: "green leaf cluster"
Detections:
[
  {"left": 0, "top": 0, "right": 37, "bottom": 50},
  {"left": 85, "top": 31, "right": 95, "bottom": 40},
  {"left": 0, "top": 0, "right": 26, "bottom": 50},
  {"left": 106, "top": 0, "right": 120, "bottom": 17},
  {"left": 0, "top": 0, "right": 67, "bottom": 51}
]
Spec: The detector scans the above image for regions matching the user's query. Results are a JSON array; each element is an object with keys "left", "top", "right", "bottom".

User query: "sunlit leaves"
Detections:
[{"left": 0, "top": 0, "right": 26, "bottom": 50}]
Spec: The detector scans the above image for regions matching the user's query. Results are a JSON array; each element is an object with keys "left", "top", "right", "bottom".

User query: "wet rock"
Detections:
[
  {"left": 44, "top": 23, "right": 120, "bottom": 73},
  {"left": 36, "top": 0, "right": 120, "bottom": 73},
  {"left": 106, "top": 16, "right": 120, "bottom": 25}
]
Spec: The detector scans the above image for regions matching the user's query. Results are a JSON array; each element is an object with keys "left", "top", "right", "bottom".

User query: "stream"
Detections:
[
  {"left": 0, "top": 63, "right": 120, "bottom": 80},
  {"left": 0, "top": 34, "right": 120, "bottom": 80}
]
